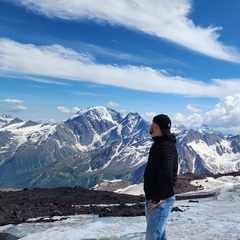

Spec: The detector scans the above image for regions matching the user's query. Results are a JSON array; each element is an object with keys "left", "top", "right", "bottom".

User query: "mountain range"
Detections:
[{"left": 0, "top": 106, "right": 240, "bottom": 189}]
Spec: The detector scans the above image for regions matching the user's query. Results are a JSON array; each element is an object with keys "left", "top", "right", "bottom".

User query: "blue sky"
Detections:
[{"left": 1, "top": 0, "right": 240, "bottom": 133}]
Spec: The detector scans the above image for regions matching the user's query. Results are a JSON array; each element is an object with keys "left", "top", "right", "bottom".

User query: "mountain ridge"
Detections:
[{"left": 0, "top": 107, "right": 240, "bottom": 189}]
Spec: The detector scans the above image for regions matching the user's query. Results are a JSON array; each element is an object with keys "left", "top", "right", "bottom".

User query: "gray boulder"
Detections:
[
  {"left": 0, "top": 215, "right": 6, "bottom": 226},
  {"left": 0, "top": 233, "right": 19, "bottom": 240}
]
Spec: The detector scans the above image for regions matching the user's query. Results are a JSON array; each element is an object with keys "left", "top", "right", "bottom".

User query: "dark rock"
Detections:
[
  {"left": 0, "top": 173, "right": 226, "bottom": 226},
  {"left": 174, "top": 174, "right": 199, "bottom": 194},
  {"left": 52, "top": 210, "right": 63, "bottom": 216},
  {"left": 172, "top": 207, "right": 183, "bottom": 212},
  {"left": 0, "top": 215, "right": 6, "bottom": 226},
  {"left": 188, "top": 200, "right": 199, "bottom": 203},
  {"left": 0, "top": 233, "right": 19, "bottom": 240},
  {"left": 0, "top": 187, "right": 144, "bottom": 225},
  {"left": 104, "top": 208, "right": 111, "bottom": 213}
]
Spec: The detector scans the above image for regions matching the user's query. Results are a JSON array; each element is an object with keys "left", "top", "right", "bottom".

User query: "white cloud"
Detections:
[
  {"left": 1, "top": 39, "right": 240, "bottom": 98},
  {"left": 57, "top": 106, "right": 80, "bottom": 114},
  {"left": 143, "top": 112, "right": 156, "bottom": 120},
  {"left": 40, "top": 118, "right": 57, "bottom": 124},
  {"left": 173, "top": 112, "right": 204, "bottom": 128},
  {"left": 172, "top": 94, "right": 240, "bottom": 133},
  {"left": 69, "top": 91, "right": 104, "bottom": 97},
  {"left": 187, "top": 104, "right": 201, "bottom": 113},
  {"left": 119, "top": 109, "right": 127, "bottom": 114},
  {"left": 141, "top": 112, "right": 156, "bottom": 123},
  {"left": 10, "top": 105, "right": 27, "bottom": 112},
  {"left": 204, "top": 94, "right": 240, "bottom": 129},
  {"left": 1, "top": 98, "right": 24, "bottom": 104},
  {"left": 26, "top": 76, "right": 69, "bottom": 85},
  {"left": 10, "top": 0, "right": 240, "bottom": 62},
  {"left": 106, "top": 101, "right": 119, "bottom": 108}
]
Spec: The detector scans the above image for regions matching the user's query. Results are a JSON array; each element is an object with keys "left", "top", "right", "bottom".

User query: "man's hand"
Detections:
[{"left": 148, "top": 199, "right": 166, "bottom": 213}]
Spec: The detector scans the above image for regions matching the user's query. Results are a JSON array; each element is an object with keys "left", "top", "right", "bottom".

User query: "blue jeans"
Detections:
[{"left": 145, "top": 195, "right": 175, "bottom": 240}]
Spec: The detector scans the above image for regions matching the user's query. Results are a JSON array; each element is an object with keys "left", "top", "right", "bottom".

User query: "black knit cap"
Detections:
[{"left": 153, "top": 114, "right": 171, "bottom": 135}]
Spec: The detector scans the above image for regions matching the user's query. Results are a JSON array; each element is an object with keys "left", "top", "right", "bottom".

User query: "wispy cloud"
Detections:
[
  {"left": 106, "top": 101, "right": 119, "bottom": 108},
  {"left": 9, "top": 105, "right": 27, "bottom": 112},
  {"left": 2, "top": 39, "right": 240, "bottom": 98},
  {"left": 143, "top": 112, "right": 156, "bottom": 120},
  {"left": 187, "top": 104, "right": 202, "bottom": 113},
  {"left": 57, "top": 106, "right": 80, "bottom": 114},
  {"left": 69, "top": 91, "right": 105, "bottom": 97},
  {"left": 26, "top": 76, "right": 70, "bottom": 85},
  {"left": 9, "top": 0, "right": 240, "bottom": 62},
  {"left": 1, "top": 98, "right": 24, "bottom": 104}
]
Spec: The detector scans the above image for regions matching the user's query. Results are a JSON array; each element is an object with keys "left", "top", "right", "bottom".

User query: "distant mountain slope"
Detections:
[{"left": 0, "top": 107, "right": 240, "bottom": 189}]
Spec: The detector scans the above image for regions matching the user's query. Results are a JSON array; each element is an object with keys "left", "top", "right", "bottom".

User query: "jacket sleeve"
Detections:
[{"left": 152, "top": 143, "right": 175, "bottom": 202}]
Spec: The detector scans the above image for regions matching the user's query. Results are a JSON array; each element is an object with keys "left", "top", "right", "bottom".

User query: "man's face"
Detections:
[{"left": 149, "top": 122, "right": 155, "bottom": 135}]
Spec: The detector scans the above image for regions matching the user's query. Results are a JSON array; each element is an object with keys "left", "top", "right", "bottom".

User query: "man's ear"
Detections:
[{"left": 153, "top": 122, "right": 159, "bottom": 130}]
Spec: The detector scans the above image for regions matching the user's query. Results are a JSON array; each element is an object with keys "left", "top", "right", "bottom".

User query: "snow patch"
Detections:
[{"left": 2, "top": 176, "right": 240, "bottom": 239}]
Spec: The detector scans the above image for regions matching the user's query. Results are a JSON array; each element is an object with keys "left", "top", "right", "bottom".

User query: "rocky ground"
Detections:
[{"left": 0, "top": 173, "right": 219, "bottom": 228}]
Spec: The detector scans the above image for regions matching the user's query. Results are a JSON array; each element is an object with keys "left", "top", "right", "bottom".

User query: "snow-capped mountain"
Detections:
[{"left": 0, "top": 107, "right": 240, "bottom": 189}]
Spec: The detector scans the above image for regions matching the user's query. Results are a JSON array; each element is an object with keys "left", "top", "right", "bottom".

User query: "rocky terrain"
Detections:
[
  {"left": 2, "top": 172, "right": 240, "bottom": 240},
  {"left": 0, "top": 173, "right": 218, "bottom": 228}
]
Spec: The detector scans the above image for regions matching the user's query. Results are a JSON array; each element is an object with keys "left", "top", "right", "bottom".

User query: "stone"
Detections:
[
  {"left": 0, "top": 233, "right": 19, "bottom": 240},
  {"left": 0, "top": 215, "right": 6, "bottom": 225}
]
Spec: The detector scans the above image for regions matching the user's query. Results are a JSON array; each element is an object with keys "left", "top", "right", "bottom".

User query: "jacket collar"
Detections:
[{"left": 152, "top": 134, "right": 176, "bottom": 143}]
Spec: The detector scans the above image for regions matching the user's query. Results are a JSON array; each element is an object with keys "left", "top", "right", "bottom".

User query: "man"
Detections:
[{"left": 144, "top": 114, "right": 178, "bottom": 240}]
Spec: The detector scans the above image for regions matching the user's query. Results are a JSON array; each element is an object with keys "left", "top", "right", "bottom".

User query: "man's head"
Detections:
[{"left": 150, "top": 114, "right": 171, "bottom": 136}]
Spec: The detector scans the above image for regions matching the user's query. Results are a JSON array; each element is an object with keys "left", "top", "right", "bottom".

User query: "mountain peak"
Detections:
[
  {"left": 197, "top": 124, "right": 215, "bottom": 134},
  {"left": 70, "top": 106, "right": 123, "bottom": 123},
  {"left": 0, "top": 114, "right": 13, "bottom": 119},
  {"left": 1, "top": 107, "right": 240, "bottom": 190},
  {"left": 0, "top": 115, "right": 14, "bottom": 128}
]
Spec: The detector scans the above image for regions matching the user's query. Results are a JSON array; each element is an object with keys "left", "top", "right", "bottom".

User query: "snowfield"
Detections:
[{"left": 1, "top": 176, "right": 240, "bottom": 239}]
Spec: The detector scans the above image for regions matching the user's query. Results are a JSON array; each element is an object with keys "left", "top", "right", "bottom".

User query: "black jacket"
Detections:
[{"left": 144, "top": 134, "right": 178, "bottom": 203}]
